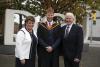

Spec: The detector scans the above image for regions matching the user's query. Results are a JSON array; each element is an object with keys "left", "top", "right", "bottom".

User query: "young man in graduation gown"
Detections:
[{"left": 37, "top": 7, "right": 61, "bottom": 67}]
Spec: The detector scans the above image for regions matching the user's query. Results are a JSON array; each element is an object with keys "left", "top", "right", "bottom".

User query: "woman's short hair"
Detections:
[{"left": 25, "top": 16, "right": 35, "bottom": 26}]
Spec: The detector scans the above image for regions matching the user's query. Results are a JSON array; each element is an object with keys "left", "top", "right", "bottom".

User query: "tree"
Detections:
[
  {"left": 0, "top": 0, "right": 13, "bottom": 15},
  {"left": 87, "top": 0, "right": 100, "bottom": 10},
  {"left": 1, "top": 0, "right": 100, "bottom": 24},
  {"left": 13, "top": 0, "right": 86, "bottom": 15}
]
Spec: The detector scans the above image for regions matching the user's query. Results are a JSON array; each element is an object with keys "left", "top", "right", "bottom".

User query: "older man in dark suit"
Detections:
[{"left": 61, "top": 12, "right": 83, "bottom": 67}]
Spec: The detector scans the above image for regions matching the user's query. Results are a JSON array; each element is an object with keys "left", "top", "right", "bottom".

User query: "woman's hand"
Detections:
[{"left": 20, "top": 59, "right": 25, "bottom": 64}]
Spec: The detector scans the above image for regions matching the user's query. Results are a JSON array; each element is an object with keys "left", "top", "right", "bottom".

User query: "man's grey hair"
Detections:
[{"left": 65, "top": 12, "right": 76, "bottom": 24}]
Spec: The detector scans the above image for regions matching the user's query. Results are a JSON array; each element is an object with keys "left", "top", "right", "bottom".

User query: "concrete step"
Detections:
[
  {"left": 0, "top": 44, "right": 89, "bottom": 55},
  {"left": 0, "top": 45, "right": 15, "bottom": 55}
]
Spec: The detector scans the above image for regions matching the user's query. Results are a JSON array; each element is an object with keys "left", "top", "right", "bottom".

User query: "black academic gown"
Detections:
[{"left": 37, "top": 22, "right": 61, "bottom": 67}]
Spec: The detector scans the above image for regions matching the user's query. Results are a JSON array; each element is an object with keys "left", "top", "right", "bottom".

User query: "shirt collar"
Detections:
[
  {"left": 47, "top": 20, "right": 53, "bottom": 25},
  {"left": 67, "top": 23, "right": 73, "bottom": 28},
  {"left": 47, "top": 20, "right": 53, "bottom": 23}
]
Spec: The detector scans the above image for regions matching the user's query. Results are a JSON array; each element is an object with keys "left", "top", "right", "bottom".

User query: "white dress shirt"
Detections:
[
  {"left": 47, "top": 21, "right": 53, "bottom": 26},
  {"left": 65, "top": 23, "right": 73, "bottom": 33}
]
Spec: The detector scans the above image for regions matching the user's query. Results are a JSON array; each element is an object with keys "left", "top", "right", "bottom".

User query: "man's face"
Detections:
[
  {"left": 46, "top": 12, "right": 54, "bottom": 22},
  {"left": 65, "top": 15, "right": 74, "bottom": 25}
]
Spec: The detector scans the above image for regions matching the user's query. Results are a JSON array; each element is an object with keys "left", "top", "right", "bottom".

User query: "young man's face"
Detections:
[{"left": 46, "top": 12, "right": 54, "bottom": 22}]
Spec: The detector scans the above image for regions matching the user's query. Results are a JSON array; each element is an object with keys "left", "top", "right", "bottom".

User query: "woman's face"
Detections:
[{"left": 26, "top": 20, "right": 34, "bottom": 31}]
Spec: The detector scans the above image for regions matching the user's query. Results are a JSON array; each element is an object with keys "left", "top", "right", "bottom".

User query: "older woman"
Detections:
[{"left": 15, "top": 16, "right": 38, "bottom": 67}]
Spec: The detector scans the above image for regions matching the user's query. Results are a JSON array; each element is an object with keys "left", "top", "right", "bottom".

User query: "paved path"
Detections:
[
  {"left": 0, "top": 54, "right": 15, "bottom": 67},
  {"left": 0, "top": 47, "right": 100, "bottom": 67},
  {"left": 81, "top": 47, "right": 100, "bottom": 67}
]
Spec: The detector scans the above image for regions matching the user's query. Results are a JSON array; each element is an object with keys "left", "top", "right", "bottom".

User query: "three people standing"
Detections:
[{"left": 15, "top": 7, "right": 83, "bottom": 67}]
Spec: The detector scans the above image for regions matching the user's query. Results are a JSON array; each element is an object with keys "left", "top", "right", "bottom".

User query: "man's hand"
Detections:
[
  {"left": 74, "top": 58, "right": 80, "bottom": 63},
  {"left": 20, "top": 59, "right": 25, "bottom": 64},
  {"left": 46, "top": 46, "right": 53, "bottom": 53}
]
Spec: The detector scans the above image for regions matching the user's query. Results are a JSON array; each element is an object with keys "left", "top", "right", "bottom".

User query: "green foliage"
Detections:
[
  {"left": 12, "top": 0, "right": 87, "bottom": 23},
  {"left": 0, "top": 0, "right": 100, "bottom": 24}
]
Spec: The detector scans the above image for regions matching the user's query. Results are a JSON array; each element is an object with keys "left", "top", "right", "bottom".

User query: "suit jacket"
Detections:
[{"left": 61, "top": 24, "right": 83, "bottom": 61}]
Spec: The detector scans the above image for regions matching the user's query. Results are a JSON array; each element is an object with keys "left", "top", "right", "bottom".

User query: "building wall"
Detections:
[
  {"left": 0, "top": 15, "right": 3, "bottom": 34},
  {"left": 0, "top": 0, "right": 13, "bottom": 44}
]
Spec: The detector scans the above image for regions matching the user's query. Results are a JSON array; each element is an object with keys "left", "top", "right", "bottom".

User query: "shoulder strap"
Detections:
[{"left": 20, "top": 30, "right": 25, "bottom": 34}]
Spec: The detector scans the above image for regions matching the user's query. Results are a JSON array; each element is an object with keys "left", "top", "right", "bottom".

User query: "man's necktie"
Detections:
[
  {"left": 48, "top": 22, "right": 52, "bottom": 29},
  {"left": 64, "top": 25, "right": 69, "bottom": 38}
]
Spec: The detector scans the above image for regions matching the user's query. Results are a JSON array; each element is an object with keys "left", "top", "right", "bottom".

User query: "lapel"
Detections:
[
  {"left": 39, "top": 22, "right": 48, "bottom": 30},
  {"left": 62, "top": 25, "right": 66, "bottom": 36},
  {"left": 68, "top": 24, "right": 75, "bottom": 36},
  {"left": 63, "top": 24, "right": 77, "bottom": 38},
  {"left": 40, "top": 21, "right": 59, "bottom": 30}
]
